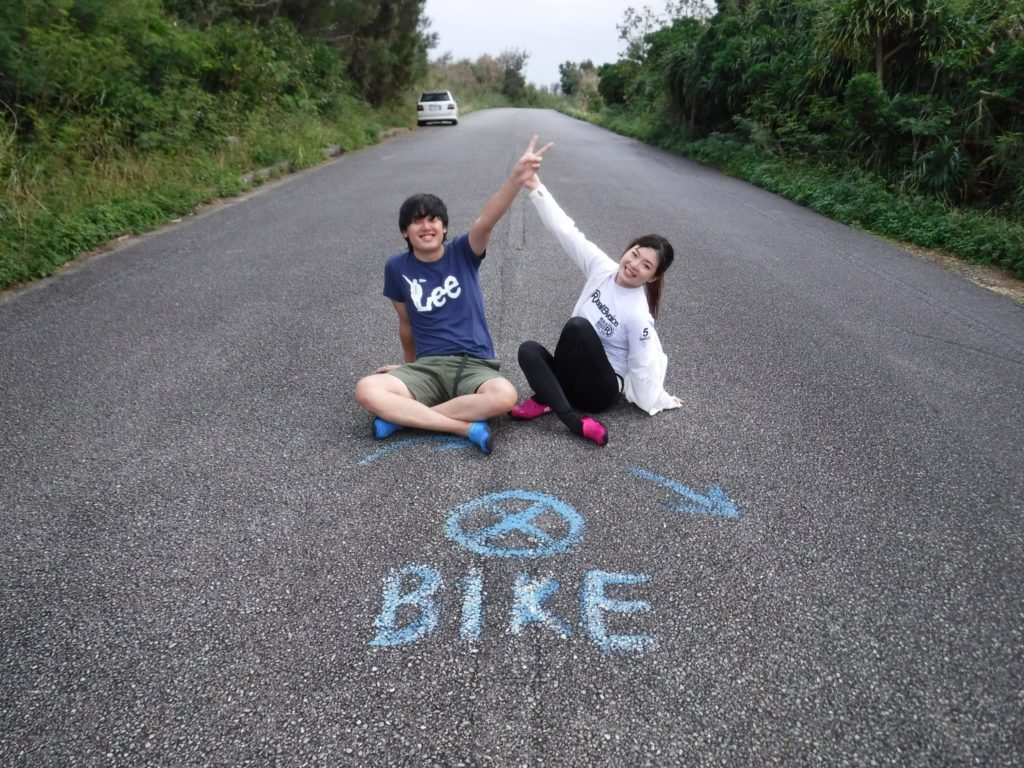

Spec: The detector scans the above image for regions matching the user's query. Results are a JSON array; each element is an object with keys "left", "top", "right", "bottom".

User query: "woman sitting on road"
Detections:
[{"left": 510, "top": 164, "right": 682, "bottom": 446}]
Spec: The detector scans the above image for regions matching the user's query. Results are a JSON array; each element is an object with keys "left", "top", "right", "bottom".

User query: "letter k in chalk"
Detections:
[{"left": 510, "top": 573, "right": 573, "bottom": 637}]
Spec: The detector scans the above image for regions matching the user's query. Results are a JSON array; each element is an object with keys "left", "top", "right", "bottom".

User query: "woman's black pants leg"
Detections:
[{"left": 517, "top": 317, "right": 620, "bottom": 436}]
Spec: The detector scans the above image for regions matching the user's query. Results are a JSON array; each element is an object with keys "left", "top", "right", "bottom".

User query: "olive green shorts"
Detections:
[{"left": 388, "top": 355, "right": 503, "bottom": 407}]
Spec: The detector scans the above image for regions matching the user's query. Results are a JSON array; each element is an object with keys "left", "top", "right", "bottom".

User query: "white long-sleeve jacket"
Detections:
[{"left": 528, "top": 183, "right": 680, "bottom": 415}]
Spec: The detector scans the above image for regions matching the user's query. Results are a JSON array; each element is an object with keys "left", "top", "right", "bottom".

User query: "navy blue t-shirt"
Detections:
[{"left": 383, "top": 233, "right": 495, "bottom": 359}]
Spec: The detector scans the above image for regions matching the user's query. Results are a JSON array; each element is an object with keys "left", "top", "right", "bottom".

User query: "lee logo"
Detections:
[{"left": 403, "top": 274, "right": 462, "bottom": 312}]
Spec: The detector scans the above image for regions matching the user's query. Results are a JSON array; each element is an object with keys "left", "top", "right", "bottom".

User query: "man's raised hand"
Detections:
[{"left": 514, "top": 134, "right": 553, "bottom": 185}]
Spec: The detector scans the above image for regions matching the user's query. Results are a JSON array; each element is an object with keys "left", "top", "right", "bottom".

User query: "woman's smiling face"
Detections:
[{"left": 615, "top": 245, "right": 661, "bottom": 288}]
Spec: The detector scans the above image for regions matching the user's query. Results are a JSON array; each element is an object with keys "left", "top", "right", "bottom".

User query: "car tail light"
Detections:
[
  {"left": 447, "top": 104, "right": 455, "bottom": 110},
  {"left": 417, "top": 105, "right": 424, "bottom": 111}
]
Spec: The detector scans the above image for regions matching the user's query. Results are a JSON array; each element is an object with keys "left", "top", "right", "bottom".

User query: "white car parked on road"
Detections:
[{"left": 417, "top": 90, "right": 458, "bottom": 126}]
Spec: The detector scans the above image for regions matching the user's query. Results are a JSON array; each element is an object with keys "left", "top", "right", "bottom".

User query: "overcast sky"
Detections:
[{"left": 422, "top": 0, "right": 636, "bottom": 88}]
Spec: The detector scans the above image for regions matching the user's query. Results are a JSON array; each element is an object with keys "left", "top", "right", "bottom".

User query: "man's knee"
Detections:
[
  {"left": 353, "top": 375, "right": 376, "bottom": 409},
  {"left": 480, "top": 376, "right": 518, "bottom": 410},
  {"left": 355, "top": 373, "right": 404, "bottom": 409}
]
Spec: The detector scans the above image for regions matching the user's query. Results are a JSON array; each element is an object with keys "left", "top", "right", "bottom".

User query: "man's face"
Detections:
[{"left": 402, "top": 215, "right": 447, "bottom": 255}]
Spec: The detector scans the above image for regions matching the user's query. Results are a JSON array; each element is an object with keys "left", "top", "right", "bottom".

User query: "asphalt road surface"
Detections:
[{"left": 2, "top": 109, "right": 1023, "bottom": 766}]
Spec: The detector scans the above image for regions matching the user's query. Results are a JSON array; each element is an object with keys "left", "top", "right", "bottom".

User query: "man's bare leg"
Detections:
[
  {"left": 354, "top": 374, "right": 475, "bottom": 436},
  {"left": 431, "top": 377, "right": 518, "bottom": 422},
  {"left": 355, "top": 374, "right": 517, "bottom": 454}
]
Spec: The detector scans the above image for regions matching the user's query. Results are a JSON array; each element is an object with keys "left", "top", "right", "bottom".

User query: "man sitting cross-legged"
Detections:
[{"left": 354, "top": 135, "right": 553, "bottom": 454}]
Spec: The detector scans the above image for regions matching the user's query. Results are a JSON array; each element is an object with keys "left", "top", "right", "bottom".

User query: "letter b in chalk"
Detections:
[{"left": 369, "top": 565, "right": 442, "bottom": 647}]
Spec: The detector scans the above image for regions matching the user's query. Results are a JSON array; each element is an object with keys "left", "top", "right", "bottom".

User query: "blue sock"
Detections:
[
  {"left": 373, "top": 417, "right": 404, "bottom": 440},
  {"left": 466, "top": 422, "right": 492, "bottom": 455}
]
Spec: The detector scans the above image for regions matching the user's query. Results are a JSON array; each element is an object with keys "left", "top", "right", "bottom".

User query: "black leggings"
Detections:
[{"left": 517, "top": 317, "right": 621, "bottom": 434}]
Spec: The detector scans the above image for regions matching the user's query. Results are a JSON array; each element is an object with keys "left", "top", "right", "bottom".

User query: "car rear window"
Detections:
[{"left": 420, "top": 92, "right": 451, "bottom": 102}]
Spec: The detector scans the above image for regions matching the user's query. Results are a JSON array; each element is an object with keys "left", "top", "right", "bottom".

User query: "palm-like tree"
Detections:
[{"left": 814, "top": 0, "right": 943, "bottom": 90}]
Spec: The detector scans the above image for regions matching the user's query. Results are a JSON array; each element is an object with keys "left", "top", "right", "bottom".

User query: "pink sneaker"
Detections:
[
  {"left": 510, "top": 397, "right": 552, "bottom": 420},
  {"left": 580, "top": 417, "right": 608, "bottom": 446}
]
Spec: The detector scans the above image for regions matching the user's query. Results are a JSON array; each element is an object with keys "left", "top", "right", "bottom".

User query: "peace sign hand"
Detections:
[{"left": 513, "top": 134, "right": 553, "bottom": 186}]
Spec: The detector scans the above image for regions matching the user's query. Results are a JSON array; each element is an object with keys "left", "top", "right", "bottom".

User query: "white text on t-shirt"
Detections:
[{"left": 403, "top": 274, "right": 462, "bottom": 312}]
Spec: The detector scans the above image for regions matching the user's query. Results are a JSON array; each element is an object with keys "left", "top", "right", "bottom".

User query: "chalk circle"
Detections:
[{"left": 445, "top": 490, "right": 585, "bottom": 559}]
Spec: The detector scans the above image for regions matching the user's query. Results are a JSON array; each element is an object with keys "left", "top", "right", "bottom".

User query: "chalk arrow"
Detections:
[
  {"left": 627, "top": 468, "right": 740, "bottom": 519},
  {"left": 356, "top": 435, "right": 469, "bottom": 465}
]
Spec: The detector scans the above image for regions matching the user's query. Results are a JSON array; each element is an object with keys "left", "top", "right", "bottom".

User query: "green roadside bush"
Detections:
[
  {"left": 689, "top": 131, "right": 1024, "bottom": 278},
  {"left": 590, "top": 109, "right": 1024, "bottom": 278},
  {"left": 0, "top": 0, "right": 403, "bottom": 291}
]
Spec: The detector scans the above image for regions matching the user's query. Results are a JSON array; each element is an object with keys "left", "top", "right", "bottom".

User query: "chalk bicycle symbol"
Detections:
[{"left": 445, "top": 490, "right": 585, "bottom": 559}]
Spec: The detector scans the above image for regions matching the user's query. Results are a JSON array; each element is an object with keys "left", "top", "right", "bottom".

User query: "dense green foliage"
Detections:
[
  {"left": 583, "top": 0, "right": 1024, "bottom": 277},
  {"left": 0, "top": 0, "right": 430, "bottom": 289}
]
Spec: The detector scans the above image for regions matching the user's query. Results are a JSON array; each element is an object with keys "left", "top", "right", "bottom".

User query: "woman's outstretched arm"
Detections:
[{"left": 525, "top": 175, "right": 617, "bottom": 278}]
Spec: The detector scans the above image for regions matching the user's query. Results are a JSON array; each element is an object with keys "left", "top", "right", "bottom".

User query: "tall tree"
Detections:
[
  {"left": 346, "top": 0, "right": 431, "bottom": 106},
  {"left": 812, "top": 0, "right": 963, "bottom": 92},
  {"left": 497, "top": 47, "right": 529, "bottom": 100},
  {"left": 559, "top": 61, "right": 582, "bottom": 96}
]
